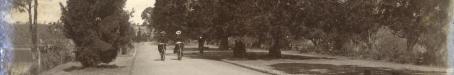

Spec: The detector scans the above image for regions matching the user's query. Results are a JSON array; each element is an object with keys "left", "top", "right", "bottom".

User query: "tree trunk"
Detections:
[
  {"left": 27, "top": 0, "right": 33, "bottom": 51},
  {"left": 28, "top": 1, "right": 32, "bottom": 36},
  {"left": 33, "top": 0, "right": 40, "bottom": 72},
  {"left": 233, "top": 40, "right": 246, "bottom": 58},
  {"left": 333, "top": 38, "right": 345, "bottom": 54},
  {"left": 32, "top": 0, "right": 38, "bottom": 47},
  {"left": 311, "top": 38, "right": 318, "bottom": 48},
  {"left": 198, "top": 37, "right": 205, "bottom": 54},
  {"left": 252, "top": 37, "right": 264, "bottom": 48},
  {"left": 311, "top": 38, "right": 323, "bottom": 52},
  {"left": 219, "top": 37, "right": 229, "bottom": 50},
  {"left": 406, "top": 36, "right": 417, "bottom": 51},
  {"left": 32, "top": 0, "right": 38, "bottom": 48},
  {"left": 269, "top": 38, "right": 282, "bottom": 58}
]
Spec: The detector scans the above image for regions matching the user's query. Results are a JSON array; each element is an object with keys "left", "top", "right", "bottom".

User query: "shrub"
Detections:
[{"left": 39, "top": 39, "right": 75, "bottom": 70}]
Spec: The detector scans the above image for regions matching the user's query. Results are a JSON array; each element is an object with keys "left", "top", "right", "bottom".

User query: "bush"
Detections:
[
  {"left": 28, "top": 39, "right": 75, "bottom": 73},
  {"left": 293, "top": 27, "right": 445, "bottom": 66},
  {"left": 41, "top": 39, "right": 75, "bottom": 70}
]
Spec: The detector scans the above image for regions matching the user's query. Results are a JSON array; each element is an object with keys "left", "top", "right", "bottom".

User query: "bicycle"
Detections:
[
  {"left": 175, "top": 41, "right": 184, "bottom": 60},
  {"left": 158, "top": 43, "right": 166, "bottom": 61}
]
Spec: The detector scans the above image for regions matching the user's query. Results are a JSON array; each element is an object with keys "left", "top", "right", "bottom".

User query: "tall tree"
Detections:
[
  {"left": 152, "top": 0, "right": 189, "bottom": 40},
  {"left": 32, "top": 0, "right": 39, "bottom": 71},
  {"left": 378, "top": 0, "right": 449, "bottom": 52},
  {"left": 378, "top": 0, "right": 450, "bottom": 65},
  {"left": 151, "top": 0, "right": 451, "bottom": 59},
  {"left": 60, "top": 0, "right": 132, "bottom": 67},
  {"left": 13, "top": 0, "right": 41, "bottom": 71},
  {"left": 141, "top": 7, "right": 153, "bottom": 27}
]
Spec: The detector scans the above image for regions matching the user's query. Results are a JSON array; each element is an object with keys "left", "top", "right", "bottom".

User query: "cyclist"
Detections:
[
  {"left": 173, "top": 30, "right": 183, "bottom": 54},
  {"left": 157, "top": 31, "right": 167, "bottom": 60},
  {"left": 173, "top": 30, "right": 185, "bottom": 60},
  {"left": 198, "top": 35, "right": 205, "bottom": 54}
]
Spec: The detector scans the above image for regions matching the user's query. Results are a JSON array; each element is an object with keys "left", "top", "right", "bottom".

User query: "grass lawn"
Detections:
[{"left": 12, "top": 24, "right": 65, "bottom": 48}]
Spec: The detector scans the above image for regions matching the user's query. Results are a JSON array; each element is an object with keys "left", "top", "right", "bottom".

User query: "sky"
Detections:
[{"left": 10, "top": 0, "right": 155, "bottom": 24}]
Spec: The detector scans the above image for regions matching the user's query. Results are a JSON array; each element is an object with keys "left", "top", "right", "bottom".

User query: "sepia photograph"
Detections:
[{"left": 1, "top": 0, "right": 454, "bottom": 75}]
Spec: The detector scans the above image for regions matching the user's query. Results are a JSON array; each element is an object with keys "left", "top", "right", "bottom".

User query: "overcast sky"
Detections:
[{"left": 10, "top": 0, "right": 155, "bottom": 24}]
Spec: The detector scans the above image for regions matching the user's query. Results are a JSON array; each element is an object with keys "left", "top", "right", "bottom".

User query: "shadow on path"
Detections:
[
  {"left": 63, "top": 66, "right": 84, "bottom": 72},
  {"left": 269, "top": 63, "right": 446, "bottom": 75},
  {"left": 183, "top": 50, "right": 334, "bottom": 61},
  {"left": 63, "top": 64, "right": 125, "bottom": 72},
  {"left": 96, "top": 64, "right": 125, "bottom": 68},
  {"left": 181, "top": 47, "right": 445, "bottom": 75}
]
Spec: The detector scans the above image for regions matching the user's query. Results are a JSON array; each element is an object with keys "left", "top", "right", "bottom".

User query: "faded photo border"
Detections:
[
  {"left": 0, "top": 0, "right": 454, "bottom": 75},
  {"left": 448, "top": 0, "right": 454, "bottom": 74},
  {"left": 0, "top": 0, "right": 15, "bottom": 75}
]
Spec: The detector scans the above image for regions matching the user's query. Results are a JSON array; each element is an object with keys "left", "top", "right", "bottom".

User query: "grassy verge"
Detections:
[{"left": 10, "top": 24, "right": 75, "bottom": 74}]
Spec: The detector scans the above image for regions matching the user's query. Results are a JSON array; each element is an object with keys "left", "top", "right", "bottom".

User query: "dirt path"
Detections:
[
  {"left": 130, "top": 42, "right": 267, "bottom": 75},
  {"left": 39, "top": 42, "right": 267, "bottom": 75}
]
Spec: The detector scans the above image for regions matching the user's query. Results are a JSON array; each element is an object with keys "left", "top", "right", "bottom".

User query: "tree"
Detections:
[
  {"left": 60, "top": 0, "right": 132, "bottom": 67},
  {"left": 13, "top": 0, "right": 36, "bottom": 50},
  {"left": 32, "top": 0, "right": 39, "bottom": 71},
  {"left": 378, "top": 0, "right": 449, "bottom": 52},
  {"left": 377, "top": 0, "right": 450, "bottom": 65},
  {"left": 152, "top": 0, "right": 191, "bottom": 42},
  {"left": 13, "top": 0, "right": 41, "bottom": 72},
  {"left": 141, "top": 7, "right": 153, "bottom": 27},
  {"left": 151, "top": 0, "right": 451, "bottom": 60}
]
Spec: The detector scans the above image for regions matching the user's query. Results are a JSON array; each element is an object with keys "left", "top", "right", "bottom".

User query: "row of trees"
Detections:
[
  {"left": 147, "top": 0, "right": 451, "bottom": 58},
  {"left": 147, "top": 0, "right": 450, "bottom": 63}
]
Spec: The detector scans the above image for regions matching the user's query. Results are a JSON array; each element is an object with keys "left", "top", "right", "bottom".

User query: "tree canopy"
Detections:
[{"left": 150, "top": 0, "right": 451, "bottom": 59}]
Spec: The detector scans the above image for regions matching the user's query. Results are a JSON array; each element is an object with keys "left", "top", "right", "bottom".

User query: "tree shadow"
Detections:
[
  {"left": 96, "top": 64, "right": 125, "bottom": 69},
  {"left": 176, "top": 47, "right": 218, "bottom": 52},
  {"left": 63, "top": 66, "right": 84, "bottom": 72},
  {"left": 154, "top": 59, "right": 165, "bottom": 61},
  {"left": 182, "top": 49, "right": 334, "bottom": 61},
  {"left": 171, "top": 59, "right": 184, "bottom": 61},
  {"left": 63, "top": 64, "right": 125, "bottom": 72},
  {"left": 269, "top": 63, "right": 445, "bottom": 75}
]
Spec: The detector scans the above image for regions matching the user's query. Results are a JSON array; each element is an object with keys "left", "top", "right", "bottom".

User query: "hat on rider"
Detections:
[
  {"left": 160, "top": 31, "right": 166, "bottom": 34},
  {"left": 158, "top": 31, "right": 167, "bottom": 43},
  {"left": 176, "top": 30, "right": 182, "bottom": 35}
]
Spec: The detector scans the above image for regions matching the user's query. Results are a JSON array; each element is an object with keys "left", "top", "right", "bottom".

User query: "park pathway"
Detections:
[{"left": 130, "top": 42, "right": 267, "bottom": 75}]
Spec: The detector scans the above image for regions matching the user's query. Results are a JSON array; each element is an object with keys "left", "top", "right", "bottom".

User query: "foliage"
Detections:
[
  {"left": 12, "top": 0, "right": 32, "bottom": 12},
  {"left": 60, "top": 0, "right": 133, "bottom": 66},
  {"left": 151, "top": 0, "right": 451, "bottom": 64},
  {"left": 36, "top": 39, "right": 75, "bottom": 72},
  {"left": 141, "top": 7, "right": 153, "bottom": 27},
  {"left": 152, "top": 0, "right": 189, "bottom": 39}
]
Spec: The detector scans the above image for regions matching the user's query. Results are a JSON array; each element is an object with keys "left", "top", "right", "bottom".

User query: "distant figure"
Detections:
[
  {"left": 198, "top": 35, "right": 205, "bottom": 54},
  {"left": 285, "top": 35, "right": 292, "bottom": 50}
]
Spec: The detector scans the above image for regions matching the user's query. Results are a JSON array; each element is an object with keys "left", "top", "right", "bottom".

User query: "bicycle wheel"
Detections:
[
  {"left": 158, "top": 45, "right": 165, "bottom": 61},
  {"left": 177, "top": 46, "right": 182, "bottom": 60},
  {"left": 162, "top": 46, "right": 166, "bottom": 60},
  {"left": 161, "top": 52, "right": 165, "bottom": 61}
]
